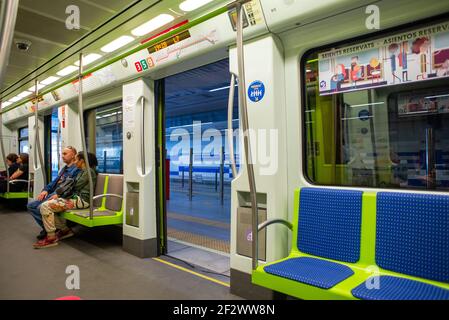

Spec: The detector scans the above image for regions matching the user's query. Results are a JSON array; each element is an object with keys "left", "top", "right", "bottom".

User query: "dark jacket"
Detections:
[
  {"left": 7, "top": 163, "right": 20, "bottom": 177},
  {"left": 43, "top": 164, "right": 80, "bottom": 193}
]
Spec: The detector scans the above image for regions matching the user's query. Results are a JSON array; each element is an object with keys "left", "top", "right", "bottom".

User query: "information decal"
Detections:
[
  {"left": 318, "top": 22, "right": 449, "bottom": 96},
  {"left": 123, "top": 95, "right": 136, "bottom": 129},
  {"left": 248, "top": 80, "right": 265, "bottom": 102}
]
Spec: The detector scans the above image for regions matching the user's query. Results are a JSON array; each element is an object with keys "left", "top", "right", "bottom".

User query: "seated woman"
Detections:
[
  {"left": 0, "top": 153, "right": 20, "bottom": 192},
  {"left": 34, "top": 151, "right": 98, "bottom": 249},
  {"left": 5, "top": 153, "right": 29, "bottom": 192}
]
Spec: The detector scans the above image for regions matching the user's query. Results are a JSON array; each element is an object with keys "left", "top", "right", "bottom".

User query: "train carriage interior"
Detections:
[{"left": 0, "top": 0, "right": 449, "bottom": 302}]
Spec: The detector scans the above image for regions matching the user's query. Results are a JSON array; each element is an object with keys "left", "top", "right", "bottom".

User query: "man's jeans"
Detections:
[{"left": 27, "top": 193, "right": 52, "bottom": 229}]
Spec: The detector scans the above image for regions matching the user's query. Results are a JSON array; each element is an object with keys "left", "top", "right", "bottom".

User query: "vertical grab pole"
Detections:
[
  {"left": 77, "top": 53, "right": 94, "bottom": 219},
  {"left": 426, "top": 127, "right": 436, "bottom": 190},
  {"left": 57, "top": 121, "right": 61, "bottom": 172},
  {"left": 140, "top": 96, "right": 146, "bottom": 175},
  {"left": 0, "top": 0, "right": 19, "bottom": 88},
  {"left": 220, "top": 146, "right": 224, "bottom": 205},
  {"left": 0, "top": 103, "right": 9, "bottom": 193},
  {"left": 34, "top": 80, "right": 47, "bottom": 186},
  {"left": 0, "top": 0, "right": 18, "bottom": 184},
  {"left": 227, "top": 73, "right": 238, "bottom": 179},
  {"left": 234, "top": 0, "right": 259, "bottom": 270},
  {"left": 189, "top": 148, "right": 193, "bottom": 201}
]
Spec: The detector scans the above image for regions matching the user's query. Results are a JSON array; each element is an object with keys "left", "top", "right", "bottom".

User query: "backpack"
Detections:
[{"left": 55, "top": 177, "right": 76, "bottom": 198}]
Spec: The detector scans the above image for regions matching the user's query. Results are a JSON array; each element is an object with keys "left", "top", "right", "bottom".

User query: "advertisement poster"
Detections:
[{"left": 318, "top": 22, "right": 449, "bottom": 95}]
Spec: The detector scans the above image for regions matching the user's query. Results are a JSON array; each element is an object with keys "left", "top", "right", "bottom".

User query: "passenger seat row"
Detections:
[{"left": 252, "top": 188, "right": 449, "bottom": 300}]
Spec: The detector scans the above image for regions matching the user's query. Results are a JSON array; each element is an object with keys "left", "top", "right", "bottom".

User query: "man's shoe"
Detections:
[
  {"left": 36, "top": 230, "right": 47, "bottom": 240},
  {"left": 56, "top": 228, "right": 75, "bottom": 240},
  {"left": 33, "top": 236, "right": 58, "bottom": 249}
]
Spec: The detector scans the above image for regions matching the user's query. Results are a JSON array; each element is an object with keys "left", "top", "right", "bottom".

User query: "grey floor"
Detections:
[{"left": 0, "top": 202, "right": 241, "bottom": 300}]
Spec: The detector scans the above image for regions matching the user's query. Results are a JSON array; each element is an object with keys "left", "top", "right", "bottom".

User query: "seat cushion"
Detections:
[
  {"left": 352, "top": 276, "right": 449, "bottom": 300},
  {"left": 264, "top": 257, "right": 354, "bottom": 289},
  {"left": 72, "top": 209, "right": 117, "bottom": 218},
  {"left": 298, "top": 188, "right": 363, "bottom": 263}
]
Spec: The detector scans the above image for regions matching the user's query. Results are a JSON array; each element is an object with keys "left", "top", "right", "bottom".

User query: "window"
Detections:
[
  {"left": 89, "top": 102, "right": 123, "bottom": 173},
  {"left": 304, "top": 21, "right": 449, "bottom": 191},
  {"left": 18, "top": 127, "right": 29, "bottom": 153}
]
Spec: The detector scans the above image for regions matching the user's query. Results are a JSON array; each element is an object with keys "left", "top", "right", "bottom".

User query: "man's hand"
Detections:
[
  {"left": 37, "top": 191, "right": 48, "bottom": 201},
  {"left": 49, "top": 194, "right": 58, "bottom": 200}
]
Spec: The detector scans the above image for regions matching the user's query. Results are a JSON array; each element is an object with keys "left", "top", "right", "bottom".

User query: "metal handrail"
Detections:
[
  {"left": 0, "top": 0, "right": 19, "bottom": 193},
  {"left": 8, "top": 179, "right": 29, "bottom": 184},
  {"left": 92, "top": 193, "right": 124, "bottom": 201},
  {"left": 0, "top": 0, "right": 18, "bottom": 89},
  {"left": 77, "top": 53, "right": 95, "bottom": 220},
  {"left": 227, "top": 72, "right": 238, "bottom": 178},
  {"left": 57, "top": 121, "right": 61, "bottom": 172},
  {"left": 233, "top": 0, "right": 259, "bottom": 270},
  {"left": 258, "top": 219, "right": 293, "bottom": 232},
  {"left": 0, "top": 109, "right": 10, "bottom": 193},
  {"left": 140, "top": 96, "right": 146, "bottom": 175},
  {"left": 34, "top": 80, "right": 47, "bottom": 186}
]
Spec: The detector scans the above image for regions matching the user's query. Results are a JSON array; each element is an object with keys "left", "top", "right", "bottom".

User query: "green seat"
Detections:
[
  {"left": 0, "top": 192, "right": 31, "bottom": 199},
  {"left": 60, "top": 174, "right": 123, "bottom": 227},
  {"left": 0, "top": 179, "right": 32, "bottom": 199}
]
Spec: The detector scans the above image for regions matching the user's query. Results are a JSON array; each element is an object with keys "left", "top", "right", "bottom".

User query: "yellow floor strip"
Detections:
[
  {"left": 152, "top": 257, "right": 230, "bottom": 288},
  {"left": 167, "top": 228, "right": 230, "bottom": 253}
]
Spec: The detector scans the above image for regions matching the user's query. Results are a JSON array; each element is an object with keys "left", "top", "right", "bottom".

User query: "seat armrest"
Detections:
[
  {"left": 92, "top": 193, "right": 123, "bottom": 201},
  {"left": 258, "top": 219, "right": 293, "bottom": 232},
  {"left": 9, "top": 179, "right": 29, "bottom": 184}
]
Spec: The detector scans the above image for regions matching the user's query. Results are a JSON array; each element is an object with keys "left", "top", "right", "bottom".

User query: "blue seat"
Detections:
[
  {"left": 351, "top": 192, "right": 449, "bottom": 300},
  {"left": 352, "top": 276, "right": 449, "bottom": 300},
  {"left": 260, "top": 188, "right": 363, "bottom": 292},
  {"left": 265, "top": 257, "right": 354, "bottom": 289},
  {"left": 376, "top": 192, "right": 449, "bottom": 284}
]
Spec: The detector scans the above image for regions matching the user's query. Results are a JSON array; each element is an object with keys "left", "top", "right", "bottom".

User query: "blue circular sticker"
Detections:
[
  {"left": 358, "top": 109, "right": 371, "bottom": 121},
  {"left": 248, "top": 80, "right": 265, "bottom": 102}
]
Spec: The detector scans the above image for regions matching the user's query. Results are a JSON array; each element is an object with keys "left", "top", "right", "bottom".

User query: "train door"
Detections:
[
  {"left": 156, "top": 59, "right": 238, "bottom": 278},
  {"left": 44, "top": 108, "right": 61, "bottom": 182}
]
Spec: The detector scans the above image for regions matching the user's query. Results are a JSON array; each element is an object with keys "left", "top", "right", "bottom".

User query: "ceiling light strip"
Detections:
[{"left": 1, "top": 5, "right": 229, "bottom": 114}]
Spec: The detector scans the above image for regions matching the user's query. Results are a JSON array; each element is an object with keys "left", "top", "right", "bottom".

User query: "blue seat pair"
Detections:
[{"left": 259, "top": 188, "right": 449, "bottom": 300}]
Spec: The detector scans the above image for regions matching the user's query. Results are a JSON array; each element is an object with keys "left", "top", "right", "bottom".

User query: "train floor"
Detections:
[{"left": 0, "top": 203, "right": 241, "bottom": 300}]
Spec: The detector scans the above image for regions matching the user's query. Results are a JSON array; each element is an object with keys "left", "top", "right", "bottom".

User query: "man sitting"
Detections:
[{"left": 27, "top": 146, "right": 80, "bottom": 240}]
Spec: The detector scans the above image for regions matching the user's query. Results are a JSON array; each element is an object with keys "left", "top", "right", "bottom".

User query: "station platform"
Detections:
[{"left": 167, "top": 188, "right": 231, "bottom": 253}]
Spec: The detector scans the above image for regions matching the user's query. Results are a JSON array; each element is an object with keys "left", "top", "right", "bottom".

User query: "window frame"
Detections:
[
  {"left": 300, "top": 14, "right": 449, "bottom": 191},
  {"left": 86, "top": 101, "right": 123, "bottom": 174},
  {"left": 18, "top": 126, "right": 29, "bottom": 154}
]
